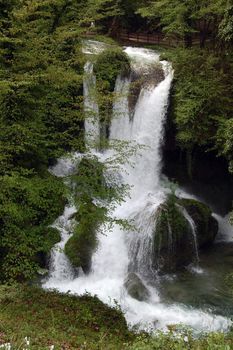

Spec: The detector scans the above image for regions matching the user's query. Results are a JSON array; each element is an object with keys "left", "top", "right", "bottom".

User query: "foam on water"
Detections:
[{"left": 213, "top": 213, "right": 233, "bottom": 243}]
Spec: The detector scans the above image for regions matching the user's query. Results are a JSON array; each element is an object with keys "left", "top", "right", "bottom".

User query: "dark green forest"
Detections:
[{"left": 0, "top": 1, "right": 233, "bottom": 348}]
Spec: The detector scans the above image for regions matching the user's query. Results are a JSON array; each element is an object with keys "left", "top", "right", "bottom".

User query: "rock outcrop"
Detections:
[{"left": 152, "top": 195, "right": 218, "bottom": 273}]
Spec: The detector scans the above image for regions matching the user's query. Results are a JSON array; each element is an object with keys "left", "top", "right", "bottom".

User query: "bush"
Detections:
[{"left": 0, "top": 172, "right": 66, "bottom": 282}]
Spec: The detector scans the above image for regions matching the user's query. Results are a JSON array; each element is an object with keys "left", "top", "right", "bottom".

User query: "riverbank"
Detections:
[
  {"left": 1, "top": 285, "right": 233, "bottom": 350},
  {"left": 0, "top": 285, "right": 132, "bottom": 349}
]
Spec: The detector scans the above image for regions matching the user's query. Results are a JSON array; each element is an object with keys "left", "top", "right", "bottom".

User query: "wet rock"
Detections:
[
  {"left": 178, "top": 198, "right": 218, "bottom": 248},
  {"left": 153, "top": 198, "right": 193, "bottom": 273},
  {"left": 124, "top": 272, "right": 150, "bottom": 301},
  {"left": 152, "top": 196, "right": 218, "bottom": 273},
  {"left": 129, "top": 63, "right": 165, "bottom": 118}
]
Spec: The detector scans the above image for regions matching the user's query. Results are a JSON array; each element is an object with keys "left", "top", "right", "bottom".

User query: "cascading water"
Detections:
[
  {"left": 44, "top": 43, "right": 231, "bottom": 332},
  {"left": 213, "top": 213, "right": 233, "bottom": 242},
  {"left": 84, "top": 62, "right": 100, "bottom": 149},
  {"left": 47, "top": 205, "right": 76, "bottom": 282},
  {"left": 180, "top": 206, "right": 200, "bottom": 265}
]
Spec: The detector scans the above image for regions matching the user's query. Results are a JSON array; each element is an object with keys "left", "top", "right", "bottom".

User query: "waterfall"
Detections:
[
  {"left": 44, "top": 58, "right": 101, "bottom": 282},
  {"left": 44, "top": 43, "right": 231, "bottom": 333},
  {"left": 84, "top": 62, "right": 99, "bottom": 149},
  {"left": 213, "top": 213, "right": 233, "bottom": 242},
  {"left": 47, "top": 205, "right": 76, "bottom": 281},
  {"left": 180, "top": 206, "right": 200, "bottom": 265}
]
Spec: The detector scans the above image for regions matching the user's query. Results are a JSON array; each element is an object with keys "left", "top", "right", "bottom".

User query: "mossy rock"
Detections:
[
  {"left": 153, "top": 197, "right": 193, "bottom": 273},
  {"left": 94, "top": 47, "right": 130, "bottom": 92},
  {"left": 128, "top": 63, "right": 165, "bottom": 118},
  {"left": 124, "top": 272, "right": 150, "bottom": 301},
  {"left": 36, "top": 227, "right": 61, "bottom": 269},
  {"left": 73, "top": 156, "right": 105, "bottom": 200},
  {"left": 65, "top": 202, "right": 105, "bottom": 274},
  {"left": 45, "top": 227, "right": 61, "bottom": 250},
  {"left": 153, "top": 196, "right": 218, "bottom": 273},
  {"left": 94, "top": 47, "right": 130, "bottom": 140},
  {"left": 178, "top": 198, "right": 218, "bottom": 248}
]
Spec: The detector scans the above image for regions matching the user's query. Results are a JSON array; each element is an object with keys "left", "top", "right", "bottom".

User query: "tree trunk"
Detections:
[{"left": 108, "top": 16, "right": 119, "bottom": 37}]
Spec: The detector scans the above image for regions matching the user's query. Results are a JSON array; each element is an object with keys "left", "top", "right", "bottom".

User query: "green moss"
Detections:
[
  {"left": 94, "top": 47, "right": 131, "bottom": 142},
  {"left": 65, "top": 202, "right": 105, "bottom": 273},
  {"left": 178, "top": 198, "right": 211, "bottom": 229},
  {"left": 152, "top": 193, "right": 218, "bottom": 272},
  {"left": 44, "top": 227, "right": 61, "bottom": 251},
  {"left": 154, "top": 195, "right": 189, "bottom": 252},
  {"left": 65, "top": 156, "right": 118, "bottom": 272},
  {"left": 94, "top": 47, "right": 130, "bottom": 92},
  {"left": 154, "top": 196, "right": 191, "bottom": 272}
]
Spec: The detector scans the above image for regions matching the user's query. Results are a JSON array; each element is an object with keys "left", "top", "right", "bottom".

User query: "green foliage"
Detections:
[
  {"left": 138, "top": 0, "right": 228, "bottom": 47},
  {"left": 79, "top": 0, "right": 142, "bottom": 34},
  {"left": 216, "top": 118, "right": 233, "bottom": 173},
  {"left": 65, "top": 202, "right": 105, "bottom": 272},
  {"left": 0, "top": 0, "right": 135, "bottom": 282},
  {"left": 0, "top": 0, "right": 89, "bottom": 282},
  {"left": 163, "top": 48, "right": 233, "bottom": 159},
  {"left": 0, "top": 285, "right": 131, "bottom": 349},
  {"left": 94, "top": 47, "right": 130, "bottom": 142},
  {"left": 95, "top": 47, "right": 130, "bottom": 91},
  {"left": 127, "top": 331, "right": 233, "bottom": 350},
  {"left": 219, "top": 3, "right": 233, "bottom": 43},
  {"left": 65, "top": 154, "right": 130, "bottom": 270},
  {"left": 0, "top": 173, "right": 65, "bottom": 282}
]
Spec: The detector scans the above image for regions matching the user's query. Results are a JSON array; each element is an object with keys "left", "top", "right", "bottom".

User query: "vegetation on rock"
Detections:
[
  {"left": 178, "top": 198, "right": 218, "bottom": 248},
  {"left": 153, "top": 194, "right": 193, "bottom": 272},
  {"left": 153, "top": 194, "right": 218, "bottom": 273},
  {"left": 94, "top": 47, "right": 130, "bottom": 141}
]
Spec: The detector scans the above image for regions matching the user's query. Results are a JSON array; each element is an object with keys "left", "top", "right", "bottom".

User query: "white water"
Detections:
[
  {"left": 47, "top": 205, "right": 76, "bottom": 282},
  {"left": 176, "top": 187, "right": 233, "bottom": 244},
  {"left": 44, "top": 44, "right": 231, "bottom": 333},
  {"left": 181, "top": 207, "right": 200, "bottom": 264},
  {"left": 84, "top": 62, "right": 100, "bottom": 149},
  {"left": 213, "top": 213, "right": 233, "bottom": 243}
]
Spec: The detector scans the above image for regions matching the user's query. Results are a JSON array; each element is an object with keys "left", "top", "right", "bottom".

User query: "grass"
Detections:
[
  {"left": 0, "top": 285, "right": 233, "bottom": 350},
  {"left": 0, "top": 285, "right": 133, "bottom": 349}
]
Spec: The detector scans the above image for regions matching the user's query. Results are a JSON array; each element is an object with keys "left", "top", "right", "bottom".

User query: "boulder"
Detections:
[
  {"left": 129, "top": 64, "right": 165, "bottom": 119},
  {"left": 124, "top": 272, "right": 150, "bottom": 301},
  {"left": 64, "top": 201, "right": 105, "bottom": 274},
  {"left": 178, "top": 198, "right": 218, "bottom": 248},
  {"left": 152, "top": 195, "right": 218, "bottom": 273}
]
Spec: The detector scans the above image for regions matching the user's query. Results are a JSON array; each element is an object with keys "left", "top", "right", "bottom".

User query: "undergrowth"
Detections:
[{"left": 0, "top": 285, "right": 233, "bottom": 350}]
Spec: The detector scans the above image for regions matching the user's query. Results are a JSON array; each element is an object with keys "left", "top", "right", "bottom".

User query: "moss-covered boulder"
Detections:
[
  {"left": 65, "top": 202, "right": 104, "bottom": 274},
  {"left": 178, "top": 198, "right": 218, "bottom": 248},
  {"left": 152, "top": 195, "right": 218, "bottom": 273},
  {"left": 153, "top": 196, "right": 193, "bottom": 273},
  {"left": 36, "top": 226, "right": 61, "bottom": 273},
  {"left": 94, "top": 47, "right": 130, "bottom": 92},
  {"left": 124, "top": 272, "right": 150, "bottom": 301},
  {"left": 65, "top": 157, "right": 107, "bottom": 273},
  {"left": 94, "top": 47, "right": 130, "bottom": 141}
]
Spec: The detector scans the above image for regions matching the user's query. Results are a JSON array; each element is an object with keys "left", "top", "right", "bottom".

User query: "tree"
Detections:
[
  {"left": 219, "top": 2, "right": 233, "bottom": 44},
  {"left": 138, "top": 0, "right": 228, "bottom": 47}
]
